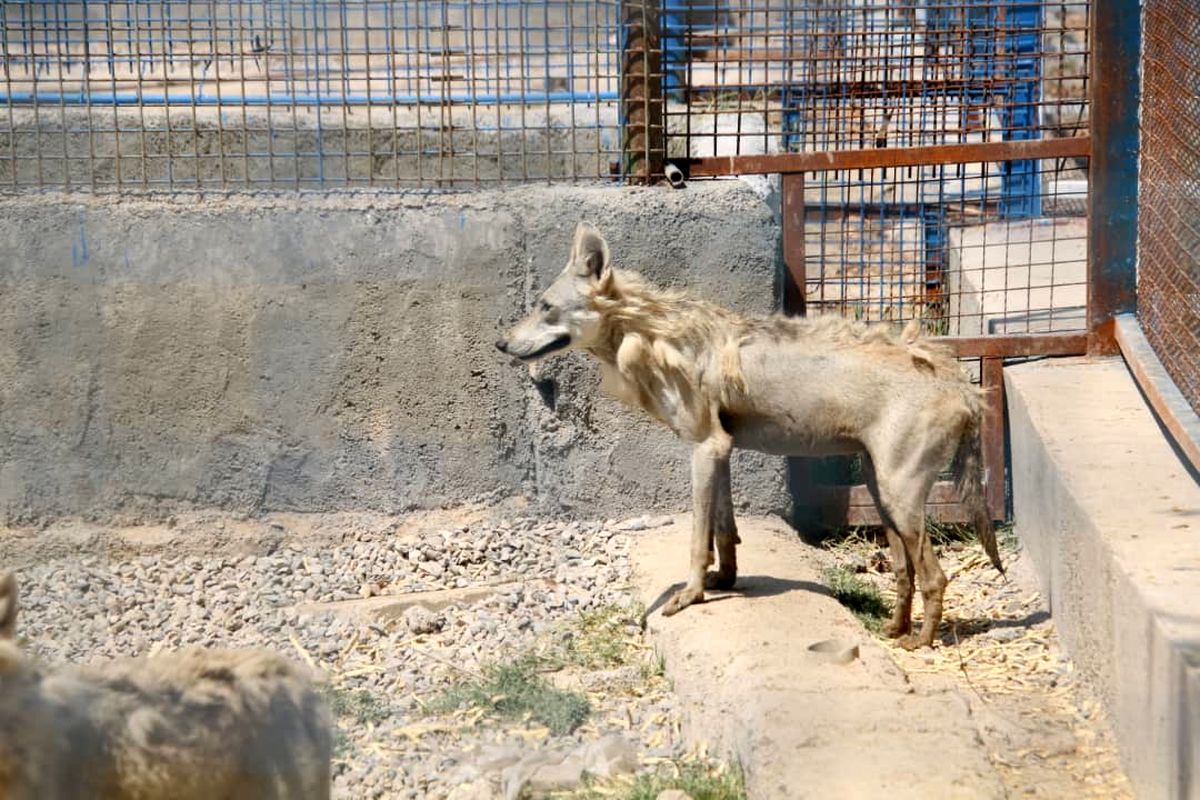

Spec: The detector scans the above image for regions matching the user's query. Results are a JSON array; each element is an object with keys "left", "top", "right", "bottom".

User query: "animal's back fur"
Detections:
[
  {"left": 0, "top": 643, "right": 332, "bottom": 800},
  {"left": 589, "top": 268, "right": 983, "bottom": 429}
]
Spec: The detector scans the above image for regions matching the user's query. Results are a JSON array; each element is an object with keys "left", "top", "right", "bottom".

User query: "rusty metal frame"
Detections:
[
  {"left": 1086, "top": 0, "right": 1141, "bottom": 355},
  {"left": 772, "top": 137, "right": 1093, "bottom": 526},
  {"left": 620, "top": 0, "right": 665, "bottom": 184},
  {"left": 1114, "top": 315, "right": 1200, "bottom": 476},
  {"left": 682, "top": 136, "right": 1091, "bottom": 178}
]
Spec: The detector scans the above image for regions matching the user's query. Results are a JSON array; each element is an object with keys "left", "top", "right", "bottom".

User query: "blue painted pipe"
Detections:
[{"left": 0, "top": 89, "right": 622, "bottom": 107}]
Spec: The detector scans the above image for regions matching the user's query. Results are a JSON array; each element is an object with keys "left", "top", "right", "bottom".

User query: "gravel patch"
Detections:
[{"left": 11, "top": 512, "right": 686, "bottom": 800}]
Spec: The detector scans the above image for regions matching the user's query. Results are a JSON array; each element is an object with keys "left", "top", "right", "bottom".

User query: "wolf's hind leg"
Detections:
[
  {"left": 863, "top": 456, "right": 913, "bottom": 638},
  {"left": 705, "top": 456, "right": 738, "bottom": 591}
]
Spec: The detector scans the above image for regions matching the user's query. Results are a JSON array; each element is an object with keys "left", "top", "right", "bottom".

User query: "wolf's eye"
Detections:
[{"left": 538, "top": 300, "right": 552, "bottom": 313}]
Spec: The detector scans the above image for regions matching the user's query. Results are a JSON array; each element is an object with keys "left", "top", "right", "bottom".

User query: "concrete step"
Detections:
[
  {"left": 1006, "top": 356, "right": 1200, "bottom": 800},
  {"left": 631, "top": 518, "right": 1005, "bottom": 800}
]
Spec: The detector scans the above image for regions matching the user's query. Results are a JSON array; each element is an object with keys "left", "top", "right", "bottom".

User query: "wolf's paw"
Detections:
[
  {"left": 896, "top": 632, "right": 935, "bottom": 651},
  {"left": 704, "top": 569, "right": 737, "bottom": 591},
  {"left": 881, "top": 617, "right": 911, "bottom": 639},
  {"left": 661, "top": 586, "right": 704, "bottom": 617}
]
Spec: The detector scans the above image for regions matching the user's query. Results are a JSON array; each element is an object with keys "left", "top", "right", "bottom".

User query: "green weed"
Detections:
[
  {"left": 321, "top": 685, "right": 390, "bottom": 727},
  {"left": 431, "top": 654, "right": 590, "bottom": 736},
  {"left": 561, "top": 761, "right": 746, "bottom": 800},
  {"left": 821, "top": 565, "right": 890, "bottom": 633}
]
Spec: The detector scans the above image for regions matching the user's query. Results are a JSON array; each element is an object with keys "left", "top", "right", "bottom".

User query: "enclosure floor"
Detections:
[
  {"left": 2, "top": 507, "right": 1130, "bottom": 799},
  {"left": 633, "top": 516, "right": 1131, "bottom": 800}
]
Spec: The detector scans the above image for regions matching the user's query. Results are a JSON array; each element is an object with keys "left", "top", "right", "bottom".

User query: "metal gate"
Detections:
[{"left": 621, "top": 0, "right": 1135, "bottom": 525}]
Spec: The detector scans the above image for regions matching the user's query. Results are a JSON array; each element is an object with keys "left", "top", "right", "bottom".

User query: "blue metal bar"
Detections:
[
  {"left": 997, "top": 1, "right": 1043, "bottom": 218},
  {"left": 0, "top": 90, "right": 622, "bottom": 106},
  {"left": 1088, "top": 0, "right": 1140, "bottom": 349}
]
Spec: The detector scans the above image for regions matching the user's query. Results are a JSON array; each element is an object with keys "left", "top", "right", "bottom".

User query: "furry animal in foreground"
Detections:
[{"left": 0, "top": 572, "right": 332, "bottom": 799}]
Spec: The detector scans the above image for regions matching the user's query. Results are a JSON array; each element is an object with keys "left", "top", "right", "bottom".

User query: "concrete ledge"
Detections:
[
  {"left": 632, "top": 517, "right": 1004, "bottom": 799},
  {"left": 1006, "top": 358, "right": 1200, "bottom": 800}
]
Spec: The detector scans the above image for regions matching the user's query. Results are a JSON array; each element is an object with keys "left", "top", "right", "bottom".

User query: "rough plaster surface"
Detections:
[
  {"left": 1007, "top": 358, "right": 1200, "bottom": 800},
  {"left": 0, "top": 183, "right": 787, "bottom": 524},
  {"left": 632, "top": 517, "right": 1005, "bottom": 799}
]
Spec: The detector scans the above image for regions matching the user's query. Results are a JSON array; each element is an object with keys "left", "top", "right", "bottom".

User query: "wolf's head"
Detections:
[{"left": 495, "top": 221, "right": 612, "bottom": 362}]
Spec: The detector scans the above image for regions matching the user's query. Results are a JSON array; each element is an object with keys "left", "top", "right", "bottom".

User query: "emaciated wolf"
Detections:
[{"left": 496, "top": 222, "right": 1003, "bottom": 649}]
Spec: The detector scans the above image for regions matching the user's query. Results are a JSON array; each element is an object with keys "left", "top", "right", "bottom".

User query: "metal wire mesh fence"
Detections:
[
  {"left": 0, "top": 1, "right": 624, "bottom": 187},
  {"left": 1139, "top": 0, "right": 1200, "bottom": 415},
  {"left": 642, "top": 0, "right": 1091, "bottom": 336},
  {"left": 660, "top": 0, "right": 1090, "bottom": 155},
  {"left": 0, "top": 0, "right": 1091, "bottom": 338},
  {"left": 798, "top": 164, "right": 1088, "bottom": 335}
]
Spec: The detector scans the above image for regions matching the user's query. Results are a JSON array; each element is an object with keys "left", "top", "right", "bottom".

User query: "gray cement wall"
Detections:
[{"left": 0, "top": 183, "right": 788, "bottom": 525}]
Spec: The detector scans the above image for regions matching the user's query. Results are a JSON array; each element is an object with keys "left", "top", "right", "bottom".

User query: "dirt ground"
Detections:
[
  {"left": 1, "top": 507, "right": 1134, "bottom": 799},
  {"left": 629, "top": 516, "right": 1134, "bottom": 799},
  {"left": 818, "top": 526, "right": 1133, "bottom": 799}
]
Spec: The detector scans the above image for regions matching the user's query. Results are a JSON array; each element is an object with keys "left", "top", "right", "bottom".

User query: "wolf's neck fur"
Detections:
[
  {"left": 582, "top": 269, "right": 747, "bottom": 439},
  {"left": 585, "top": 269, "right": 742, "bottom": 363}
]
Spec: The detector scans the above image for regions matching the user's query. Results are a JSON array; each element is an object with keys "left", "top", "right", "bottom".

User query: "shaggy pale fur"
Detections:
[
  {"left": 0, "top": 573, "right": 331, "bottom": 800},
  {"left": 497, "top": 222, "right": 1002, "bottom": 649},
  {"left": 588, "top": 268, "right": 981, "bottom": 439}
]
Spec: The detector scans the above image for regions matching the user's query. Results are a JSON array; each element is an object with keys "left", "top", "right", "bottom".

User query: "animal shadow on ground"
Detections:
[
  {"left": 938, "top": 609, "right": 1052, "bottom": 645},
  {"left": 645, "top": 575, "right": 832, "bottom": 618}
]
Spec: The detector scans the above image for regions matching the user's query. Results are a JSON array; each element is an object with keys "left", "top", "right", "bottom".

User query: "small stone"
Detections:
[
  {"left": 360, "top": 582, "right": 380, "bottom": 599},
  {"left": 504, "top": 752, "right": 585, "bottom": 800},
  {"left": 404, "top": 606, "right": 444, "bottom": 635},
  {"left": 418, "top": 561, "right": 446, "bottom": 578},
  {"left": 446, "top": 778, "right": 499, "bottom": 800},
  {"left": 471, "top": 745, "right": 524, "bottom": 776},
  {"left": 656, "top": 791, "right": 694, "bottom": 800},
  {"left": 581, "top": 734, "right": 637, "bottom": 778},
  {"left": 580, "top": 666, "right": 643, "bottom": 692},
  {"left": 986, "top": 626, "right": 1024, "bottom": 643}
]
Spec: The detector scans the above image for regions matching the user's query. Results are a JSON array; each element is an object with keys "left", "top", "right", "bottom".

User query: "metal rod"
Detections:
[
  {"left": 685, "top": 136, "right": 1092, "bottom": 177},
  {"left": 781, "top": 172, "right": 806, "bottom": 315},
  {"left": 1113, "top": 315, "right": 1200, "bottom": 476},
  {"left": 982, "top": 356, "right": 1007, "bottom": 520},
  {"left": 0, "top": 90, "right": 623, "bottom": 106}
]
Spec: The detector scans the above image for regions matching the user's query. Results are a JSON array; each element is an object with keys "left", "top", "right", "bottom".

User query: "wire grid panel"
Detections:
[
  {"left": 663, "top": 0, "right": 1090, "bottom": 158},
  {"left": 802, "top": 157, "right": 1088, "bottom": 335},
  {"left": 0, "top": 1, "right": 623, "bottom": 189},
  {"left": 655, "top": 0, "right": 1090, "bottom": 334},
  {"left": 1139, "top": 0, "right": 1200, "bottom": 415}
]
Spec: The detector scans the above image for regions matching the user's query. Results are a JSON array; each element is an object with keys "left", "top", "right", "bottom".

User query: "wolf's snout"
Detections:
[{"left": 494, "top": 338, "right": 509, "bottom": 353}]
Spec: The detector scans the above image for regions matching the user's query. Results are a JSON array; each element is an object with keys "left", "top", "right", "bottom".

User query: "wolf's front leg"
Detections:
[{"left": 663, "top": 432, "right": 732, "bottom": 616}]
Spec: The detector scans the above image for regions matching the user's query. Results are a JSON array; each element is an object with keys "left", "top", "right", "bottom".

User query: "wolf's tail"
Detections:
[{"left": 954, "top": 410, "right": 1004, "bottom": 574}]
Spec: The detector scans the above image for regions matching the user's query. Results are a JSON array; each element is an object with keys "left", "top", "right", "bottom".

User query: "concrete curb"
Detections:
[
  {"left": 630, "top": 517, "right": 1004, "bottom": 800},
  {"left": 1007, "top": 357, "right": 1200, "bottom": 800}
]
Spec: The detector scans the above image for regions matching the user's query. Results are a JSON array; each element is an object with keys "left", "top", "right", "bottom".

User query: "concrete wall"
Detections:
[{"left": 0, "top": 183, "right": 788, "bottom": 525}]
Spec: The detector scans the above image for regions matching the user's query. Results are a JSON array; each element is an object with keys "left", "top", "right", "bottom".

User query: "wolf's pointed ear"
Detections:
[
  {"left": 0, "top": 573, "right": 17, "bottom": 640},
  {"left": 570, "top": 221, "right": 610, "bottom": 281}
]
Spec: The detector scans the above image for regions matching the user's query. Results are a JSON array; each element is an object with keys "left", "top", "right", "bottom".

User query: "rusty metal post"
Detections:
[
  {"left": 981, "top": 357, "right": 1007, "bottom": 520},
  {"left": 780, "top": 172, "right": 822, "bottom": 530},
  {"left": 1087, "top": 0, "right": 1141, "bottom": 354},
  {"left": 621, "top": 0, "right": 665, "bottom": 184},
  {"left": 781, "top": 173, "right": 807, "bottom": 316}
]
